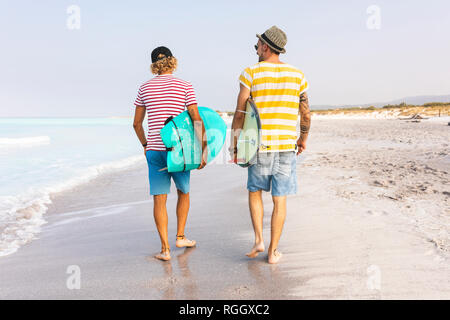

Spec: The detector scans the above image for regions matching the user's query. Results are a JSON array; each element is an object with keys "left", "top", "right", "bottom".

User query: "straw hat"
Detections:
[{"left": 256, "top": 26, "right": 287, "bottom": 54}]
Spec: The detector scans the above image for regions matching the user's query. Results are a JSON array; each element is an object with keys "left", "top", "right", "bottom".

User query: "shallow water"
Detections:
[{"left": 0, "top": 117, "right": 143, "bottom": 256}]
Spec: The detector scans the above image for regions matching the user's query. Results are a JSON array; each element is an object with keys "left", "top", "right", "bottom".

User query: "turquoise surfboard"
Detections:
[
  {"left": 160, "top": 107, "right": 227, "bottom": 172},
  {"left": 236, "top": 99, "right": 261, "bottom": 167}
]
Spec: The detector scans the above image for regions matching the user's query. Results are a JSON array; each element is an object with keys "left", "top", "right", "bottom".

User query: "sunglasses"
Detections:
[{"left": 255, "top": 41, "right": 265, "bottom": 51}]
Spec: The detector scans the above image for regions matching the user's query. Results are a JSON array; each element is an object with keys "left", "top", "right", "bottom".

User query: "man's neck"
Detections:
[{"left": 262, "top": 54, "right": 282, "bottom": 64}]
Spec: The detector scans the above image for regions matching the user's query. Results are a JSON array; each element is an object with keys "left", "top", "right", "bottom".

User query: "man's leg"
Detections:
[
  {"left": 247, "top": 190, "right": 265, "bottom": 258},
  {"left": 172, "top": 171, "right": 195, "bottom": 248},
  {"left": 153, "top": 194, "right": 170, "bottom": 259},
  {"left": 176, "top": 189, "right": 190, "bottom": 238},
  {"left": 268, "top": 195, "right": 287, "bottom": 264}
]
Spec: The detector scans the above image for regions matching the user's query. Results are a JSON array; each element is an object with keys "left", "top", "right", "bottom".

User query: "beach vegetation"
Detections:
[{"left": 311, "top": 102, "right": 450, "bottom": 117}]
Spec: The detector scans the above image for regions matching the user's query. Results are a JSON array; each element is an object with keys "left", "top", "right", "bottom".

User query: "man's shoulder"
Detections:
[
  {"left": 244, "top": 62, "right": 264, "bottom": 71},
  {"left": 140, "top": 78, "right": 152, "bottom": 86},
  {"left": 279, "top": 63, "right": 305, "bottom": 75},
  {"left": 141, "top": 76, "right": 193, "bottom": 89},
  {"left": 139, "top": 77, "right": 158, "bottom": 89},
  {"left": 244, "top": 62, "right": 305, "bottom": 74},
  {"left": 241, "top": 63, "right": 266, "bottom": 80},
  {"left": 172, "top": 76, "right": 191, "bottom": 86}
]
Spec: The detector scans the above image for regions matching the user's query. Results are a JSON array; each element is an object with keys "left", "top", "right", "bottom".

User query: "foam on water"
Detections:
[
  {"left": 0, "top": 136, "right": 51, "bottom": 148},
  {"left": 0, "top": 154, "right": 144, "bottom": 256}
]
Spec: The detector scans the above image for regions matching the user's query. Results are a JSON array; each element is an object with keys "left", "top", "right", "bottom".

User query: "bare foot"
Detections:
[
  {"left": 176, "top": 237, "right": 196, "bottom": 248},
  {"left": 155, "top": 250, "right": 171, "bottom": 261},
  {"left": 268, "top": 249, "right": 282, "bottom": 264},
  {"left": 246, "top": 242, "right": 265, "bottom": 258}
]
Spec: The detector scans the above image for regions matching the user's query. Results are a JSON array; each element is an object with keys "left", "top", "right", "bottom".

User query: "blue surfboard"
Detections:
[{"left": 160, "top": 107, "right": 227, "bottom": 172}]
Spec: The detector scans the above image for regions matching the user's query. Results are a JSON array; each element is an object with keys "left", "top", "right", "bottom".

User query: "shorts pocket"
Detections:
[
  {"left": 274, "top": 152, "right": 295, "bottom": 177},
  {"left": 148, "top": 151, "right": 167, "bottom": 167},
  {"left": 256, "top": 153, "right": 274, "bottom": 176}
]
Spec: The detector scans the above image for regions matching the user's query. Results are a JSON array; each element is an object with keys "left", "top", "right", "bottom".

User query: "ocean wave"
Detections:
[
  {"left": 0, "top": 136, "right": 51, "bottom": 148},
  {"left": 0, "top": 154, "right": 145, "bottom": 257}
]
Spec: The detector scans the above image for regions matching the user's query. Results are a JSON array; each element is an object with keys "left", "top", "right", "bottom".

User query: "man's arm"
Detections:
[
  {"left": 229, "top": 84, "right": 251, "bottom": 158},
  {"left": 133, "top": 106, "right": 147, "bottom": 154},
  {"left": 187, "top": 104, "right": 207, "bottom": 169},
  {"left": 297, "top": 92, "right": 311, "bottom": 155}
]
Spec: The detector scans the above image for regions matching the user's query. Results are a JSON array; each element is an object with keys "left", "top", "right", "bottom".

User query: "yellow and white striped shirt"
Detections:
[{"left": 239, "top": 61, "right": 308, "bottom": 152}]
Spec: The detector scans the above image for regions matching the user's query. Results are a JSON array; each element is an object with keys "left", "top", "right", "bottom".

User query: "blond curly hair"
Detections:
[{"left": 151, "top": 54, "right": 178, "bottom": 75}]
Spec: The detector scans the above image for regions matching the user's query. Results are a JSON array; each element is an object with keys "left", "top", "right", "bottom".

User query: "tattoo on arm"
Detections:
[
  {"left": 300, "top": 124, "right": 309, "bottom": 134},
  {"left": 299, "top": 92, "right": 311, "bottom": 136},
  {"left": 300, "top": 92, "right": 308, "bottom": 103}
]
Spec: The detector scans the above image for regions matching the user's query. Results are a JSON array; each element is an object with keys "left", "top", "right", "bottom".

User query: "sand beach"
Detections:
[{"left": 0, "top": 115, "right": 449, "bottom": 299}]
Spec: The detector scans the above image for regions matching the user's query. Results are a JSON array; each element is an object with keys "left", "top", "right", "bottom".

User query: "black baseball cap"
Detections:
[{"left": 151, "top": 46, "right": 173, "bottom": 63}]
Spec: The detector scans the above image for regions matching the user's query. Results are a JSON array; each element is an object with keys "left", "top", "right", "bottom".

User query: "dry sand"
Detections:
[{"left": 0, "top": 117, "right": 449, "bottom": 299}]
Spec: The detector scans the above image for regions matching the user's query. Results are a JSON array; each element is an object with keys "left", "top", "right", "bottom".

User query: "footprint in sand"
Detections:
[
  {"left": 225, "top": 285, "right": 252, "bottom": 298},
  {"left": 372, "top": 180, "right": 387, "bottom": 187}
]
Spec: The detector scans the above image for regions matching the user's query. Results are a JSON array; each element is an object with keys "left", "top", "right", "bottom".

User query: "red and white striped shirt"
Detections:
[{"left": 134, "top": 74, "right": 197, "bottom": 151}]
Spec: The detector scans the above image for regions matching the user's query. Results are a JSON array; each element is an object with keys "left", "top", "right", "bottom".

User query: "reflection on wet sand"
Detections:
[
  {"left": 247, "top": 259, "right": 287, "bottom": 299},
  {"left": 177, "top": 247, "right": 198, "bottom": 299},
  {"left": 160, "top": 260, "right": 175, "bottom": 299},
  {"left": 151, "top": 247, "right": 198, "bottom": 299}
]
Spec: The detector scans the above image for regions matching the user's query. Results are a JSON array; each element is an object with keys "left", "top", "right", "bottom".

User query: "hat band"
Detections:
[{"left": 261, "top": 33, "right": 283, "bottom": 52}]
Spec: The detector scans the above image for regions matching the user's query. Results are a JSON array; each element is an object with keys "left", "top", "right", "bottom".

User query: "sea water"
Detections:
[{"left": 0, "top": 117, "right": 144, "bottom": 257}]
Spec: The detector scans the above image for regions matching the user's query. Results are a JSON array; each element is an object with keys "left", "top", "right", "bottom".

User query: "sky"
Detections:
[{"left": 0, "top": 0, "right": 449, "bottom": 117}]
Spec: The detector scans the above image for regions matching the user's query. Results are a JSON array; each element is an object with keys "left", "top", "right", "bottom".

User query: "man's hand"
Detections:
[
  {"left": 228, "top": 146, "right": 237, "bottom": 163},
  {"left": 198, "top": 146, "right": 207, "bottom": 169},
  {"left": 296, "top": 138, "right": 306, "bottom": 155},
  {"left": 230, "top": 84, "right": 251, "bottom": 156}
]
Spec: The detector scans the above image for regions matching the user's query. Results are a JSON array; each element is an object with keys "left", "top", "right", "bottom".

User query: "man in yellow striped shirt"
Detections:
[{"left": 230, "top": 26, "right": 311, "bottom": 264}]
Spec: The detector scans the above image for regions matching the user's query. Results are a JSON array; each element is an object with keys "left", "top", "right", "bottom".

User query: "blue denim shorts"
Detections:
[
  {"left": 247, "top": 151, "right": 297, "bottom": 197},
  {"left": 146, "top": 150, "right": 190, "bottom": 195}
]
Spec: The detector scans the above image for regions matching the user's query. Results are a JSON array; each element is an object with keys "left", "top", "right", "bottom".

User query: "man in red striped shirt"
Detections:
[{"left": 133, "top": 46, "right": 207, "bottom": 261}]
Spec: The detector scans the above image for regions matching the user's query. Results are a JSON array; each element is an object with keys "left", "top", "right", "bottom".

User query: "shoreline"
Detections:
[{"left": 0, "top": 154, "right": 145, "bottom": 258}]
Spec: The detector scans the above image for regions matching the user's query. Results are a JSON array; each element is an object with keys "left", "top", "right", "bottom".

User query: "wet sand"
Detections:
[{"left": 0, "top": 118, "right": 449, "bottom": 299}]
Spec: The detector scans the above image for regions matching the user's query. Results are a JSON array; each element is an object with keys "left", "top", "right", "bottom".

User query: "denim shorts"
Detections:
[
  {"left": 247, "top": 151, "right": 297, "bottom": 197},
  {"left": 146, "top": 150, "right": 190, "bottom": 195}
]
